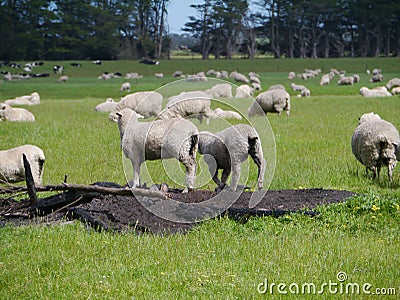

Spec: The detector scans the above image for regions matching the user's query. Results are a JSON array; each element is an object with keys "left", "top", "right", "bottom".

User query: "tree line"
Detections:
[{"left": 1, "top": 0, "right": 399, "bottom": 61}]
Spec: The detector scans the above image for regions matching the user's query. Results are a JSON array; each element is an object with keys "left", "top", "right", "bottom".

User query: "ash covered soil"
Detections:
[{"left": 0, "top": 186, "right": 355, "bottom": 234}]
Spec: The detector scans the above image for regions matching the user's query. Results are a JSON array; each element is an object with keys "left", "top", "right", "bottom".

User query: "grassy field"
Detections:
[{"left": 1, "top": 57, "right": 400, "bottom": 299}]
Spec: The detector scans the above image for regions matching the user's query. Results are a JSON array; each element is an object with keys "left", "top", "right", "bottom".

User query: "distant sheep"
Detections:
[
  {"left": 58, "top": 75, "right": 68, "bottom": 83},
  {"left": 119, "top": 82, "right": 131, "bottom": 92},
  {"left": 205, "top": 83, "right": 233, "bottom": 98},
  {"left": 248, "top": 89, "right": 290, "bottom": 117},
  {"left": 109, "top": 91, "right": 163, "bottom": 121},
  {"left": 155, "top": 73, "right": 164, "bottom": 78},
  {"left": 210, "top": 108, "right": 242, "bottom": 120},
  {"left": 351, "top": 112, "right": 400, "bottom": 181},
  {"left": 337, "top": 76, "right": 354, "bottom": 85},
  {"left": 125, "top": 72, "right": 142, "bottom": 79},
  {"left": 172, "top": 71, "right": 183, "bottom": 77},
  {"left": 0, "top": 103, "right": 35, "bottom": 122},
  {"left": 353, "top": 74, "right": 360, "bottom": 83},
  {"left": 320, "top": 74, "right": 331, "bottom": 86},
  {"left": 198, "top": 124, "right": 265, "bottom": 191},
  {"left": 95, "top": 98, "right": 118, "bottom": 113},
  {"left": 290, "top": 83, "right": 307, "bottom": 92},
  {"left": 359, "top": 87, "right": 391, "bottom": 98},
  {"left": 4, "top": 92, "right": 40, "bottom": 106},
  {"left": 268, "top": 84, "right": 286, "bottom": 91},
  {"left": 288, "top": 71, "right": 296, "bottom": 80},
  {"left": 235, "top": 85, "right": 253, "bottom": 98},
  {"left": 370, "top": 73, "right": 383, "bottom": 83},
  {"left": 251, "top": 82, "right": 262, "bottom": 91},
  {"left": 116, "top": 108, "right": 198, "bottom": 193},
  {"left": 391, "top": 87, "right": 400, "bottom": 95},
  {"left": 230, "top": 71, "right": 249, "bottom": 83},
  {"left": 0, "top": 145, "right": 45, "bottom": 185},
  {"left": 386, "top": 78, "right": 400, "bottom": 91}
]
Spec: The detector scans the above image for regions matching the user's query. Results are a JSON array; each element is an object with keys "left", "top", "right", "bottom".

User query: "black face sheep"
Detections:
[
  {"left": 351, "top": 112, "right": 400, "bottom": 181},
  {"left": 116, "top": 108, "right": 198, "bottom": 193},
  {"left": 198, "top": 124, "right": 265, "bottom": 192},
  {"left": 0, "top": 145, "right": 45, "bottom": 185},
  {"left": 248, "top": 89, "right": 290, "bottom": 117}
]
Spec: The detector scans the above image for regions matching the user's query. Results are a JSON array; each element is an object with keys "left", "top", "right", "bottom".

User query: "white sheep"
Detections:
[
  {"left": 158, "top": 91, "right": 212, "bottom": 124},
  {"left": 4, "top": 92, "right": 40, "bottom": 106},
  {"left": 210, "top": 108, "right": 242, "bottom": 120},
  {"left": 370, "top": 73, "right": 383, "bottom": 83},
  {"left": 288, "top": 71, "right": 296, "bottom": 80},
  {"left": 119, "top": 82, "right": 131, "bottom": 92},
  {"left": 251, "top": 82, "right": 262, "bottom": 91},
  {"left": 351, "top": 112, "right": 400, "bottom": 181},
  {"left": 198, "top": 124, "right": 265, "bottom": 191},
  {"left": 205, "top": 83, "right": 233, "bottom": 98},
  {"left": 250, "top": 76, "right": 261, "bottom": 84},
  {"left": 386, "top": 78, "right": 400, "bottom": 91},
  {"left": 125, "top": 72, "right": 143, "bottom": 79},
  {"left": 116, "top": 108, "right": 198, "bottom": 193},
  {"left": 359, "top": 87, "right": 391, "bottom": 98},
  {"left": 230, "top": 71, "right": 249, "bottom": 83},
  {"left": 155, "top": 73, "right": 164, "bottom": 78},
  {"left": 320, "top": 74, "right": 331, "bottom": 86},
  {"left": 337, "top": 76, "right": 354, "bottom": 85},
  {"left": 268, "top": 84, "right": 286, "bottom": 91},
  {"left": 248, "top": 89, "right": 290, "bottom": 117},
  {"left": 391, "top": 87, "right": 400, "bottom": 95},
  {"left": 172, "top": 71, "right": 183, "bottom": 77},
  {"left": 58, "top": 75, "right": 68, "bottom": 83},
  {"left": 109, "top": 91, "right": 163, "bottom": 121},
  {"left": 235, "top": 85, "right": 253, "bottom": 98},
  {"left": 95, "top": 98, "right": 118, "bottom": 113},
  {"left": 353, "top": 74, "right": 360, "bottom": 83},
  {"left": 300, "top": 88, "right": 311, "bottom": 97},
  {"left": 290, "top": 83, "right": 307, "bottom": 92},
  {"left": 0, "top": 103, "right": 35, "bottom": 122},
  {"left": 0, "top": 145, "right": 45, "bottom": 185}
]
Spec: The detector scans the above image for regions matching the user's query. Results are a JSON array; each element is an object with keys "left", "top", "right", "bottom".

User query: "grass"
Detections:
[{"left": 1, "top": 57, "right": 400, "bottom": 298}]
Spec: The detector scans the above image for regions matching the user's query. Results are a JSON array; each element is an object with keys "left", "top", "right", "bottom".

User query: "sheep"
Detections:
[
  {"left": 268, "top": 84, "right": 286, "bottom": 91},
  {"left": 353, "top": 74, "right": 360, "bottom": 83},
  {"left": 95, "top": 98, "right": 118, "bottom": 113},
  {"left": 299, "top": 88, "right": 311, "bottom": 97},
  {"left": 248, "top": 72, "right": 260, "bottom": 78},
  {"left": 0, "top": 145, "right": 45, "bottom": 185},
  {"left": 58, "top": 75, "right": 68, "bottom": 83},
  {"left": 4, "top": 92, "right": 40, "bottom": 106},
  {"left": 351, "top": 112, "right": 400, "bottom": 181},
  {"left": 205, "top": 83, "right": 233, "bottom": 98},
  {"left": 288, "top": 71, "right": 296, "bottom": 80},
  {"left": 198, "top": 124, "right": 265, "bottom": 192},
  {"left": 248, "top": 89, "right": 290, "bottom": 117},
  {"left": 125, "top": 72, "right": 142, "bottom": 79},
  {"left": 230, "top": 71, "right": 249, "bottom": 83},
  {"left": 0, "top": 103, "right": 35, "bottom": 122},
  {"left": 359, "top": 87, "right": 391, "bottom": 98},
  {"left": 337, "top": 76, "right": 354, "bottom": 85},
  {"left": 186, "top": 74, "right": 208, "bottom": 82},
  {"left": 155, "top": 73, "right": 164, "bottom": 78},
  {"left": 386, "top": 78, "right": 400, "bottom": 91},
  {"left": 370, "top": 73, "right": 383, "bottom": 83},
  {"left": 172, "top": 71, "right": 183, "bottom": 77},
  {"left": 119, "top": 82, "right": 131, "bottom": 92},
  {"left": 235, "top": 85, "right": 253, "bottom": 98},
  {"left": 320, "top": 74, "right": 330, "bottom": 85},
  {"left": 158, "top": 91, "right": 212, "bottom": 124},
  {"left": 391, "top": 87, "right": 400, "bottom": 95},
  {"left": 109, "top": 91, "right": 163, "bottom": 121},
  {"left": 116, "top": 108, "right": 198, "bottom": 193},
  {"left": 251, "top": 82, "right": 262, "bottom": 91},
  {"left": 250, "top": 76, "right": 261, "bottom": 84},
  {"left": 210, "top": 108, "right": 242, "bottom": 120},
  {"left": 290, "top": 83, "right": 307, "bottom": 92}
]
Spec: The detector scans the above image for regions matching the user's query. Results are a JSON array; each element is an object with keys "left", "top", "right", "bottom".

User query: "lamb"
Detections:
[
  {"left": 198, "top": 124, "right": 265, "bottom": 192},
  {"left": 248, "top": 89, "right": 290, "bottom": 117},
  {"left": 119, "top": 82, "right": 131, "bottom": 92},
  {"left": 351, "top": 112, "right": 400, "bottom": 181},
  {"left": 205, "top": 83, "right": 233, "bottom": 98},
  {"left": 158, "top": 91, "right": 212, "bottom": 124},
  {"left": 58, "top": 75, "right": 68, "bottom": 83},
  {"left": 0, "top": 145, "right": 45, "bottom": 185},
  {"left": 235, "top": 85, "right": 253, "bottom": 98},
  {"left": 95, "top": 98, "right": 118, "bottom": 113},
  {"left": 116, "top": 108, "right": 198, "bottom": 193},
  {"left": 109, "top": 91, "right": 163, "bottom": 121},
  {"left": 4, "top": 92, "right": 40, "bottom": 106},
  {"left": 337, "top": 76, "right": 354, "bottom": 85},
  {"left": 0, "top": 103, "right": 35, "bottom": 122},
  {"left": 210, "top": 108, "right": 242, "bottom": 120},
  {"left": 386, "top": 78, "right": 400, "bottom": 91},
  {"left": 359, "top": 87, "right": 391, "bottom": 98}
]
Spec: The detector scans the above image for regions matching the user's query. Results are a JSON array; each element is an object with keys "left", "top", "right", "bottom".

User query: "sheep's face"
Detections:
[
  {"left": 0, "top": 103, "right": 10, "bottom": 119},
  {"left": 358, "top": 112, "right": 381, "bottom": 125}
]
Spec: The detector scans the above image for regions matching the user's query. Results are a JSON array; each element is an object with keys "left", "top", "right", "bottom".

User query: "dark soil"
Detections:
[{"left": 0, "top": 185, "right": 355, "bottom": 234}]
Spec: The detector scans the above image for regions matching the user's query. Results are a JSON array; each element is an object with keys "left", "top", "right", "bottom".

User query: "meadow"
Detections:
[{"left": 0, "top": 57, "right": 400, "bottom": 299}]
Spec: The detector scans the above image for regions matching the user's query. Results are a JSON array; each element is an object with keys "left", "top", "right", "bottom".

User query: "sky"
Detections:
[{"left": 167, "top": 0, "right": 205, "bottom": 34}]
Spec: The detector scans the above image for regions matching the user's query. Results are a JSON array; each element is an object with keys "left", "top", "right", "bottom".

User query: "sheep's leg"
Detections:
[
  {"left": 220, "top": 168, "right": 231, "bottom": 189},
  {"left": 183, "top": 162, "right": 197, "bottom": 193},
  {"left": 229, "top": 163, "right": 241, "bottom": 192},
  {"left": 388, "top": 162, "right": 396, "bottom": 182},
  {"left": 252, "top": 156, "right": 265, "bottom": 190},
  {"left": 131, "top": 161, "right": 141, "bottom": 188}
]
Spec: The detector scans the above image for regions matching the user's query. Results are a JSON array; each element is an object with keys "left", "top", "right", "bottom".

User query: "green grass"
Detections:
[{"left": 1, "top": 58, "right": 400, "bottom": 298}]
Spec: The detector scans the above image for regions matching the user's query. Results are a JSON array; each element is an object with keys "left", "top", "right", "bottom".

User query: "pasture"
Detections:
[{"left": 1, "top": 58, "right": 400, "bottom": 298}]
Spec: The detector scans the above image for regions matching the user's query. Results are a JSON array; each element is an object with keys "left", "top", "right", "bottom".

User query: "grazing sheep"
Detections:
[
  {"left": 391, "top": 87, "right": 400, "bottom": 95},
  {"left": 251, "top": 82, "right": 262, "bottom": 91},
  {"left": 4, "top": 92, "right": 40, "bottom": 106},
  {"left": 205, "top": 83, "right": 233, "bottom": 98},
  {"left": 288, "top": 71, "right": 296, "bottom": 80},
  {"left": 370, "top": 73, "right": 383, "bottom": 83},
  {"left": 359, "top": 87, "right": 392, "bottom": 98},
  {"left": 268, "top": 84, "right": 286, "bottom": 91},
  {"left": 351, "top": 112, "right": 400, "bottom": 181},
  {"left": 125, "top": 72, "right": 143, "bottom": 79},
  {"left": 0, "top": 145, "right": 45, "bottom": 185},
  {"left": 198, "top": 124, "right": 265, "bottom": 191},
  {"left": 250, "top": 76, "right": 261, "bottom": 84},
  {"left": 299, "top": 88, "right": 311, "bottom": 97},
  {"left": 386, "top": 78, "right": 400, "bottom": 90},
  {"left": 109, "top": 91, "right": 163, "bottom": 121},
  {"left": 290, "top": 83, "right": 307, "bottom": 92},
  {"left": 248, "top": 89, "right": 290, "bottom": 117},
  {"left": 0, "top": 103, "right": 35, "bottom": 122},
  {"left": 230, "top": 71, "right": 250, "bottom": 83},
  {"left": 95, "top": 98, "right": 118, "bottom": 113},
  {"left": 248, "top": 72, "right": 260, "bottom": 78},
  {"left": 116, "top": 108, "right": 198, "bottom": 193},
  {"left": 235, "top": 85, "right": 253, "bottom": 98},
  {"left": 119, "top": 82, "right": 131, "bottom": 92},
  {"left": 158, "top": 91, "right": 212, "bottom": 124},
  {"left": 337, "top": 76, "right": 354, "bottom": 85},
  {"left": 353, "top": 74, "right": 360, "bottom": 83},
  {"left": 210, "top": 108, "right": 242, "bottom": 120},
  {"left": 155, "top": 73, "right": 164, "bottom": 78},
  {"left": 172, "top": 71, "right": 183, "bottom": 77},
  {"left": 58, "top": 75, "right": 68, "bottom": 83},
  {"left": 320, "top": 74, "right": 331, "bottom": 86}
]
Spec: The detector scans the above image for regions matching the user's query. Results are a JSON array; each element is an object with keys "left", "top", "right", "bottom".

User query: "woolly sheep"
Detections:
[
  {"left": 351, "top": 112, "right": 400, "bottom": 181},
  {"left": 235, "top": 85, "right": 253, "bottom": 98},
  {"left": 109, "top": 91, "right": 163, "bottom": 121},
  {"left": 290, "top": 83, "right": 307, "bottom": 92},
  {"left": 248, "top": 72, "right": 260, "bottom": 78},
  {"left": 58, "top": 75, "right": 68, "bottom": 83},
  {"left": 158, "top": 91, "right": 212, "bottom": 124},
  {"left": 370, "top": 73, "right": 383, "bottom": 83},
  {"left": 210, "top": 108, "right": 242, "bottom": 120},
  {"left": 337, "top": 76, "right": 354, "bottom": 85},
  {"left": 230, "top": 71, "right": 249, "bottom": 83},
  {"left": 119, "top": 82, "right": 131, "bottom": 92},
  {"left": 250, "top": 76, "right": 261, "bottom": 84},
  {"left": 288, "top": 71, "right": 296, "bottom": 80},
  {"left": 320, "top": 74, "right": 331, "bottom": 86},
  {"left": 155, "top": 73, "right": 164, "bottom": 78},
  {"left": 391, "top": 87, "right": 400, "bottom": 95},
  {"left": 0, "top": 103, "right": 35, "bottom": 122},
  {"left": 299, "top": 88, "right": 311, "bottom": 97},
  {"left": 116, "top": 108, "right": 198, "bottom": 193},
  {"left": 359, "top": 87, "right": 391, "bottom": 98},
  {"left": 95, "top": 98, "right": 118, "bottom": 113},
  {"left": 172, "top": 71, "right": 183, "bottom": 77},
  {"left": 268, "top": 84, "right": 285, "bottom": 91},
  {"left": 125, "top": 72, "right": 142, "bottom": 79},
  {"left": 386, "top": 78, "right": 400, "bottom": 91},
  {"left": 0, "top": 145, "right": 45, "bottom": 185},
  {"left": 205, "top": 83, "right": 233, "bottom": 98},
  {"left": 4, "top": 92, "right": 40, "bottom": 106},
  {"left": 248, "top": 89, "right": 290, "bottom": 117},
  {"left": 353, "top": 74, "right": 360, "bottom": 83},
  {"left": 198, "top": 124, "right": 265, "bottom": 191},
  {"left": 251, "top": 82, "right": 262, "bottom": 91}
]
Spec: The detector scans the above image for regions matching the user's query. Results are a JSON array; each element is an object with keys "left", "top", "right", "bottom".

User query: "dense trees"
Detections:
[{"left": 0, "top": 0, "right": 399, "bottom": 60}]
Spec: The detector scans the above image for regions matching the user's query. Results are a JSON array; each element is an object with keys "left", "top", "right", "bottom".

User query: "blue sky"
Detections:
[{"left": 167, "top": 0, "right": 204, "bottom": 34}]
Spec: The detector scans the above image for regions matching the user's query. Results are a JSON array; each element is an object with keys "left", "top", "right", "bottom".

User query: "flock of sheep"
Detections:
[{"left": 1, "top": 66, "right": 400, "bottom": 192}]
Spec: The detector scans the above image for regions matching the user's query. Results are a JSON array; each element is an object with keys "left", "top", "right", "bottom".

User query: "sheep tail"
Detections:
[{"left": 189, "top": 134, "right": 199, "bottom": 156}]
